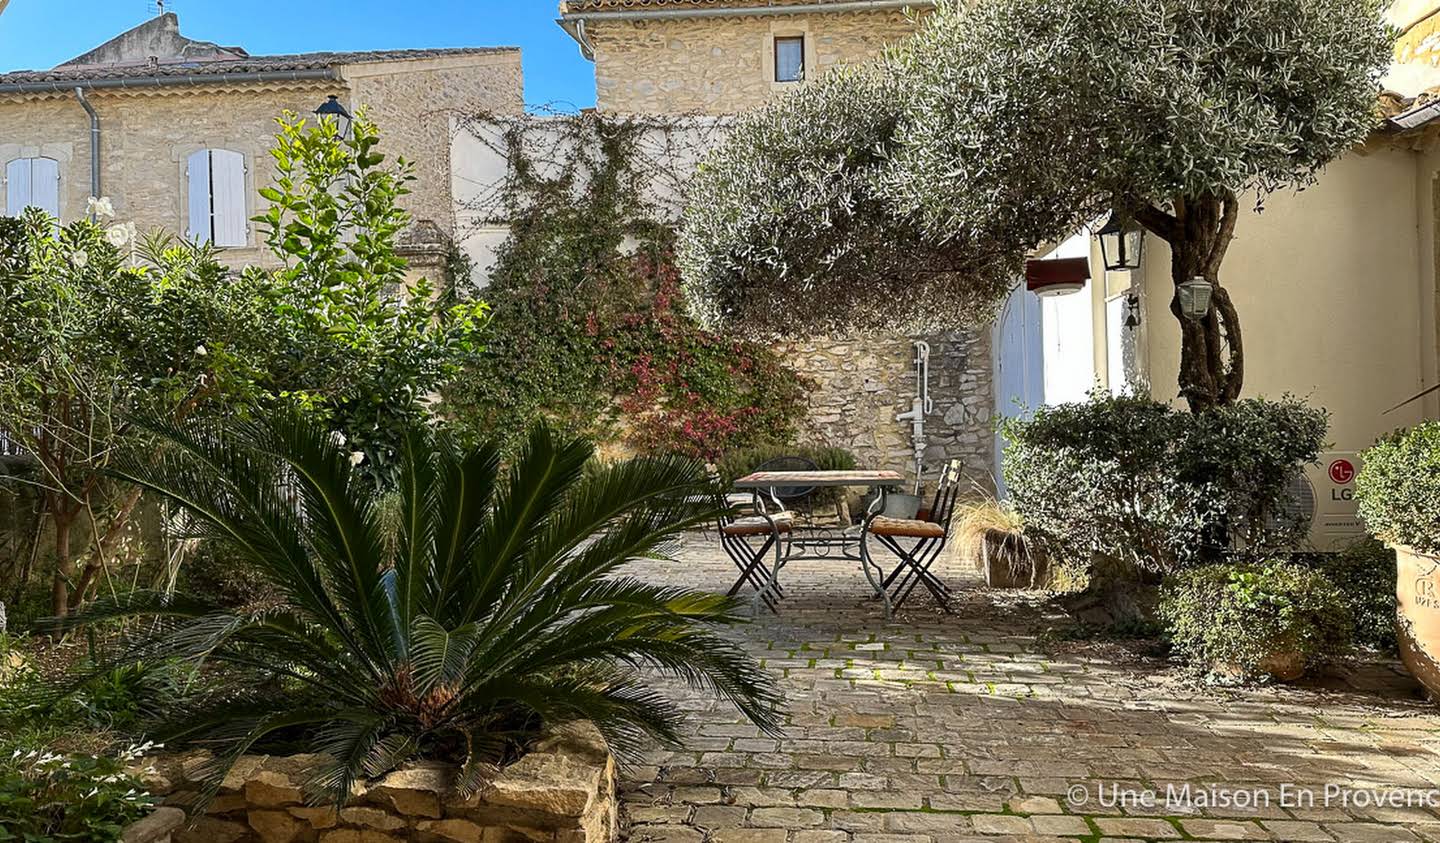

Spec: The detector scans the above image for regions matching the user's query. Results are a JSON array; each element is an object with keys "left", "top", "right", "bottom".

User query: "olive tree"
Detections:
[{"left": 681, "top": 0, "right": 1392, "bottom": 410}]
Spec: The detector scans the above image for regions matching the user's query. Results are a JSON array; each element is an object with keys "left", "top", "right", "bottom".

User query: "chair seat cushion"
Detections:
[
  {"left": 722, "top": 512, "right": 796, "bottom": 537},
  {"left": 869, "top": 516, "right": 945, "bottom": 539}
]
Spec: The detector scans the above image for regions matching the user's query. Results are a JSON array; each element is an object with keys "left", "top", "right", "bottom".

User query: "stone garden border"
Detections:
[{"left": 123, "top": 724, "right": 617, "bottom": 843}]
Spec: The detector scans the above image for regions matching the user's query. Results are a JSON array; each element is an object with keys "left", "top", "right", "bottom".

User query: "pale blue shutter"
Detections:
[
  {"left": 5, "top": 158, "right": 32, "bottom": 217},
  {"left": 186, "top": 149, "right": 212, "bottom": 243},
  {"left": 209, "top": 150, "right": 246, "bottom": 247},
  {"left": 30, "top": 158, "right": 59, "bottom": 217}
]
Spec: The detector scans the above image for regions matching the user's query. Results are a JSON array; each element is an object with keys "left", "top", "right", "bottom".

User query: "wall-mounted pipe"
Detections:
[
  {"left": 895, "top": 340, "right": 932, "bottom": 492},
  {"left": 73, "top": 87, "right": 101, "bottom": 215}
]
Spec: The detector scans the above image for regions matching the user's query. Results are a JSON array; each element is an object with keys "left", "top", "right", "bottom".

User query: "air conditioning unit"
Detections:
[{"left": 1284, "top": 451, "right": 1368, "bottom": 552}]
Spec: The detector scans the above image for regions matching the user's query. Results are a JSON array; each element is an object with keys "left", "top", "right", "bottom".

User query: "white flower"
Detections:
[
  {"left": 71, "top": 249, "right": 89, "bottom": 268},
  {"left": 195, "top": 345, "right": 208, "bottom": 357},
  {"left": 86, "top": 196, "right": 115, "bottom": 219},
  {"left": 348, "top": 451, "right": 366, "bottom": 467},
  {"left": 105, "top": 221, "right": 135, "bottom": 248},
  {"left": 330, "top": 431, "right": 347, "bottom": 447}
]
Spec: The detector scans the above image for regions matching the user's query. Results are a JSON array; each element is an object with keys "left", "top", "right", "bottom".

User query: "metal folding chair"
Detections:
[
  {"left": 859, "top": 460, "right": 963, "bottom": 618},
  {"left": 713, "top": 487, "right": 794, "bottom": 612}
]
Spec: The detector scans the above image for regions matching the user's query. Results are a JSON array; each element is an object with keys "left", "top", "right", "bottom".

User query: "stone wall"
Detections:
[
  {"left": 583, "top": 6, "right": 995, "bottom": 488},
  {"left": 131, "top": 725, "right": 616, "bottom": 843},
  {"left": 347, "top": 53, "right": 524, "bottom": 234},
  {"left": 779, "top": 332, "right": 995, "bottom": 491},
  {"left": 589, "top": 11, "right": 922, "bottom": 114}
]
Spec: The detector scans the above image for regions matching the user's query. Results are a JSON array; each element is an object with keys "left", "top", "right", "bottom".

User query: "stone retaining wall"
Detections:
[
  {"left": 781, "top": 331, "right": 995, "bottom": 493},
  {"left": 127, "top": 725, "right": 616, "bottom": 843}
]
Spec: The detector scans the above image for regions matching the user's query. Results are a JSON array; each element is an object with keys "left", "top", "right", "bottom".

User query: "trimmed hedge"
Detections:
[
  {"left": 1356, "top": 421, "right": 1440, "bottom": 554},
  {"left": 1160, "top": 559, "right": 1352, "bottom": 682},
  {"left": 1001, "top": 394, "right": 1327, "bottom": 574}
]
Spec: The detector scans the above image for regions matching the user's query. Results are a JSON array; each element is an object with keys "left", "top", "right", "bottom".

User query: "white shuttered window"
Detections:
[
  {"left": 186, "top": 148, "right": 247, "bottom": 247},
  {"left": 5, "top": 157, "right": 61, "bottom": 217}
]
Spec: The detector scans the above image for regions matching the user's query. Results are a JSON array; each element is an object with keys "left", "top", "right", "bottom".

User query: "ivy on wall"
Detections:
[{"left": 442, "top": 114, "right": 808, "bottom": 459}]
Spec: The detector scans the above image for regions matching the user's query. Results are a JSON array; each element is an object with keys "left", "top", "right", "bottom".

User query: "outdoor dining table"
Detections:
[{"left": 731, "top": 469, "right": 904, "bottom": 608}]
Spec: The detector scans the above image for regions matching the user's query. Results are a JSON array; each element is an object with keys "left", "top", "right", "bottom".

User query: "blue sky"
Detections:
[{"left": 0, "top": 0, "right": 596, "bottom": 110}]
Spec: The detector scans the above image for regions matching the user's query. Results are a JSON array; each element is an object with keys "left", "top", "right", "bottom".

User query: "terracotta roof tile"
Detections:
[{"left": 0, "top": 47, "right": 516, "bottom": 87}]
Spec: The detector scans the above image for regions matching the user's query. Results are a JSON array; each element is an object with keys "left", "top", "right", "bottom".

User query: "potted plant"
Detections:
[
  {"left": 1356, "top": 423, "right": 1440, "bottom": 697},
  {"left": 1158, "top": 560, "right": 1352, "bottom": 683},
  {"left": 956, "top": 501, "right": 1047, "bottom": 589}
]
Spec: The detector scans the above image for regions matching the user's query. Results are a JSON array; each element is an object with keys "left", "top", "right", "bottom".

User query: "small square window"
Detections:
[{"left": 775, "top": 36, "right": 805, "bottom": 83}]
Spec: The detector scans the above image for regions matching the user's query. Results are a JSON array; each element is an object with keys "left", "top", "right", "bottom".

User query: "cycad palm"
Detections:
[{"left": 68, "top": 411, "right": 782, "bottom": 805}]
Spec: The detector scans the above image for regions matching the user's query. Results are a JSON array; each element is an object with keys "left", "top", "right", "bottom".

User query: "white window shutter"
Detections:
[
  {"left": 209, "top": 150, "right": 246, "bottom": 247},
  {"left": 186, "top": 149, "right": 212, "bottom": 244},
  {"left": 30, "top": 158, "right": 59, "bottom": 218},
  {"left": 6, "top": 158, "right": 32, "bottom": 217}
]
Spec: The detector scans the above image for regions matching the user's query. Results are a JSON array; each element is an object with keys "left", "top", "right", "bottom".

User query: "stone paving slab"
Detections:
[{"left": 618, "top": 537, "right": 1440, "bottom": 843}]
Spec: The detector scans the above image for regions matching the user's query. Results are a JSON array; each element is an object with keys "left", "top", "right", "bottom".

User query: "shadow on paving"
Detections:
[{"left": 614, "top": 536, "right": 1440, "bottom": 843}]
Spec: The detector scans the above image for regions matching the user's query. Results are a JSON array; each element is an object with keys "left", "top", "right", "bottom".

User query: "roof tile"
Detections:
[{"left": 0, "top": 47, "right": 516, "bottom": 86}]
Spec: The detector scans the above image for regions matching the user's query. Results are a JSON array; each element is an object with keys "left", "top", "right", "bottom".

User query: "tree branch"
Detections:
[
  {"left": 1214, "top": 285, "right": 1245, "bottom": 403},
  {"left": 1204, "top": 190, "right": 1239, "bottom": 278},
  {"left": 1132, "top": 203, "right": 1179, "bottom": 244}
]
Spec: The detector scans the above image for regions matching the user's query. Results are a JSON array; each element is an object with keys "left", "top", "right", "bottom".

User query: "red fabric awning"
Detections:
[{"left": 1024, "top": 256, "right": 1091, "bottom": 294}]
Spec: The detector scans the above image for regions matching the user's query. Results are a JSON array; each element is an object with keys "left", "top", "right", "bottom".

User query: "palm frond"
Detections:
[{"left": 70, "top": 410, "right": 782, "bottom": 807}]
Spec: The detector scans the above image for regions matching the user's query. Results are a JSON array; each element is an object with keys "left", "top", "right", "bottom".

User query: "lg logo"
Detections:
[{"left": 1329, "top": 459, "right": 1356, "bottom": 485}]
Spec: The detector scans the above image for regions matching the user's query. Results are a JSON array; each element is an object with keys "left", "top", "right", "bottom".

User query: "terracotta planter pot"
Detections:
[{"left": 1393, "top": 544, "right": 1440, "bottom": 699}]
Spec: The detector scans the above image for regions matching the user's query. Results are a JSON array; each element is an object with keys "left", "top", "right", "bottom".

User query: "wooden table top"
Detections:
[{"left": 733, "top": 470, "right": 905, "bottom": 488}]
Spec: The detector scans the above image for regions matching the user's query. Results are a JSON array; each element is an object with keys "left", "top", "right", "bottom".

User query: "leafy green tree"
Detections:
[
  {"left": 0, "top": 112, "right": 488, "bottom": 618},
  {"left": 0, "top": 212, "right": 279, "bottom": 617},
  {"left": 681, "top": 0, "right": 1392, "bottom": 410},
  {"left": 252, "top": 111, "right": 490, "bottom": 484},
  {"left": 64, "top": 410, "right": 782, "bottom": 806}
]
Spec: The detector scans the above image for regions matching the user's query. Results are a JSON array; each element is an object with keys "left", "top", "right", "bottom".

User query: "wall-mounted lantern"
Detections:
[
  {"left": 1097, "top": 211, "right": 1144, "bottom": 272},
  {"left": 314, "top": 95, "right": 353, "bottom": 139},
  {"left": 1177, "top": 276, "right": 1214, "bottom": 321}
]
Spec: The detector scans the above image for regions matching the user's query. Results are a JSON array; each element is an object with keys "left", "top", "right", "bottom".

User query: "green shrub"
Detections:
[
  {"left": 1001, "top": 393, "right": 1327, "bottom": 574},
  {"left": 0, "top": 741, "right": 155, "bottom": 842},
  {"left": 1159, "top": 559, "right": 1352, "bottom": 681},
  {"left": 1356, "top": 421, "right": 1440, "bottom": 554},
  {"left": 0, "top": 635, "right": 198, "bottom": 738},
  {"left": 1320, "top": 539, "right": 1397, "bottom": 653}
]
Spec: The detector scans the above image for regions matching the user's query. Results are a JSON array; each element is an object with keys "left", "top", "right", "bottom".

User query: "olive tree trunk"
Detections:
[{"left": 1135, "top": 191, "right": 1244, "bottom": 412}]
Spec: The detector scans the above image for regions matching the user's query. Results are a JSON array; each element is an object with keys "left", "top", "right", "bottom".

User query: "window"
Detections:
[
  {"left": 186, "top": 148, "right": 247, "bottom": 247},
  {"left": 5, "top": 157, "right": 60, "bottom": 217},
  {"left": 775, "top": 35, "right": 805, "bottom": 83}
]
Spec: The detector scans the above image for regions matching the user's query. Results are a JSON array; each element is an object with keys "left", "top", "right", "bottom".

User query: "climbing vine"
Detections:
[{"left": 442, "top": 113, "right": 808, "bottom": 459}]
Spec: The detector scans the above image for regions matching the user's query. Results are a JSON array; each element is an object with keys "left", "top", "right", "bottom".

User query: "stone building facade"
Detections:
[
  {"left": 572, "top": 7, "right": 920, "bottom": 114},
  {"left": 557, "top": 0, "right": 995, "bottom": 486},
  {"left": 0, "top": 13, "right": 522, "bottom": 270}
]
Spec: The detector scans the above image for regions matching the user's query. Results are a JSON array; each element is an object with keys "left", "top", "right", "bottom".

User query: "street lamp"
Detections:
[
  {"left": 1177, "top": 276, "right": 1214, "bottom": 320},
  {"left": 1097, "top": 212, "right": 1144, "bottom": 272},
  {"left": 314, "top": 95, "right": 353, "bottom": 139}
]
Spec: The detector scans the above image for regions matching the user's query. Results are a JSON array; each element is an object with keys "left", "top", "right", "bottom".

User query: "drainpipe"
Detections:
[{"left": 73, "top": 87, "right": 100, "bottom": 218}]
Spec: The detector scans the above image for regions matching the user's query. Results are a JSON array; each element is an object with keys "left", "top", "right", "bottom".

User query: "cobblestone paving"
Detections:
[{"left": 619, "top": 537, "right": 1440, "bottom": 843}]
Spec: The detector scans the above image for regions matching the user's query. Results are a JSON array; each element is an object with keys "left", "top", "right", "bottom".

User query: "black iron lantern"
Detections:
[
  {"left": 314, "top": 95, "right": 353, "bottom": 139},
  {"left": 1097, "top": 212, "right": 1144, "bottom": 272}
]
